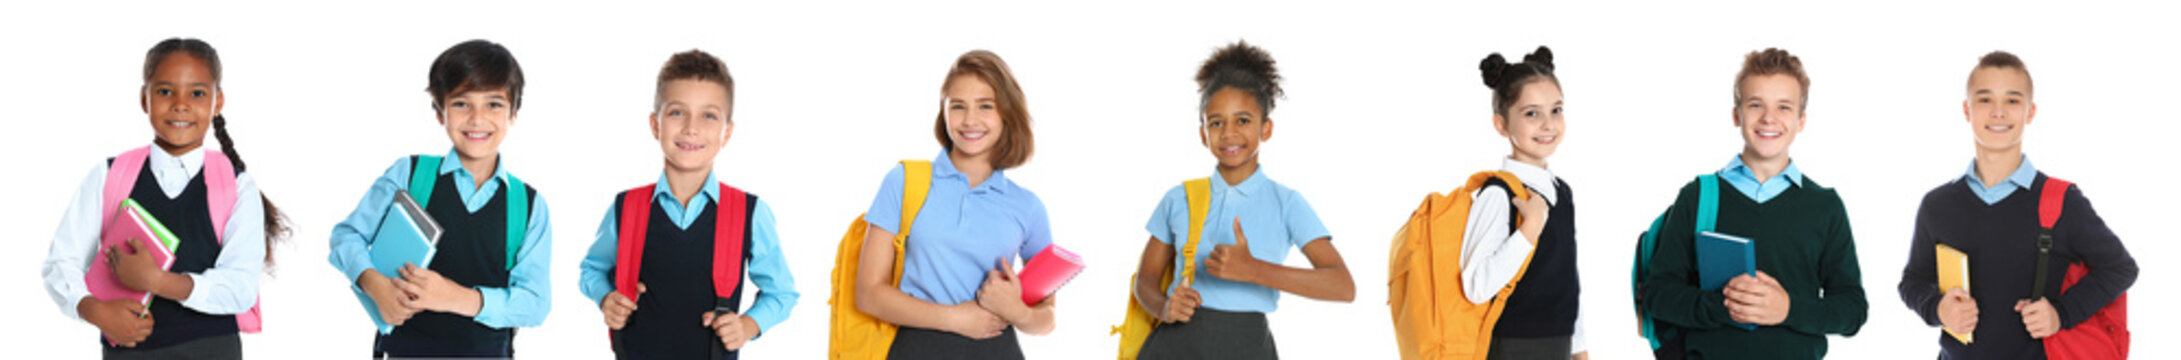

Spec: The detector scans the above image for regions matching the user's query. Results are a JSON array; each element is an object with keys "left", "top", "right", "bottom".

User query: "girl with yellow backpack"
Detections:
[{"left": 1116, "top": 41, "right": 1357, "bottom": 360}]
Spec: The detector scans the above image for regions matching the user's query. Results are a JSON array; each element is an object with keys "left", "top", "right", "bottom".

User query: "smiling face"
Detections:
[
  {"left": 1200, "top": 88, "right": 1272, "bottom": 169},
  {"left": 1965, "top": 66, "right": 2035, "bottom": 153},
  {"left": 653, "top": 79, "right": 732, "bottom": 174},
  {"left": 437, "top": 87, "right": 515, "bottom": 162},
  {"left": 141, "top": 53, "right": 222, "bottom": 153},
  {"left": 942, "top": 74, "right": 1003, "bottom": 159},
  {"left": 1495, "top": 80, "right": 1564, "bottom": 165},
  {"left": 1734, "top": 73, "right": 1805, "bottom": 162}
]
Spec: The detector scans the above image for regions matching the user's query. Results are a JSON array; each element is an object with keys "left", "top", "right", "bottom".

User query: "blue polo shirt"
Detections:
[
  {"left": 1144, "top": 167, "right": 1331, "bottom": 313},
  {"left": 863, "top": 152, "right": 1053, "bottom": 306}
]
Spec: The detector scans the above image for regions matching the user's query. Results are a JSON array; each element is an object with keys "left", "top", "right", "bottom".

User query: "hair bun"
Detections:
[
  {"left": 1524, "top": 46, "right": 1555, "bottom": 73},
  {"left": 1479, "top": 53, "right": 1511, "bottom": 88}
]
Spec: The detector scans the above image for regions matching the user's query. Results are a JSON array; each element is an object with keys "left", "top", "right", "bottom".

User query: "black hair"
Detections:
[
  {"left": 143, "top": 38, "right": 292, "bottom": 271},
  {"left": 428, "top": 40, "right": 525, "bottom": 112},
  {"left": 1479, "top": 46, "right": 1559, "bottom": 117},
  {"left": 1195, "top": 41, "right": 1284, "bottom": 117}
]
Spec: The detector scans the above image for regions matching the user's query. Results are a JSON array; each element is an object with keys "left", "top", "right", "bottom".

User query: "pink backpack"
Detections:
[{"left": 97, "top": 146, "right": 264, "bottom": 333}]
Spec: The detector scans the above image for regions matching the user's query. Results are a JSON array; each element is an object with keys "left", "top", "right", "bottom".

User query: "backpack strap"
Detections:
[
  {"left": 504, "top": 174, "right": 528, "bottom": 271},
  {"left": 101, "top": 146, "right": 154, "bottom": 223},
  {"left": 2032, "top": 177, "right": 2071, "bottom": 300},
  {"left": 893, "top": 161, "right": 933, "bottom": 284},
  {"left": 1696, "top": 174, "right": 1719, "bottom": 233},
  {"left": 715, "top": 183, "right": 750, "bottom": 301},
  {"left": 1179, "top": 178, "right": 1212, "bottom": 287},
  {"left": 202, "top": 150, "right": 238, "bottom": 240},
  {"left": 614, "top": 185, "right": 657, "bottom": 301},
  {"left": 408, "top": 155, "right": 443, "bottom": 209}
]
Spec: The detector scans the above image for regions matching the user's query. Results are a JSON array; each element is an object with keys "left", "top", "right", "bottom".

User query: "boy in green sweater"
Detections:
[{"left": 1640, "top": 48, "right": 1868, "bottom": 359}]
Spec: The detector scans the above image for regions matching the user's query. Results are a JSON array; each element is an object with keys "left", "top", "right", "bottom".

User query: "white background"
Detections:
[{"left": 3, "top": 1, "right": 2174, "bottom": 358}]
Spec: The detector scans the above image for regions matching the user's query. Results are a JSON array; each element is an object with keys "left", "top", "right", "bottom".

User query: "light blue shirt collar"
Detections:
[
  {"left": 1211, "top": 165, "right": 1273, "bottom": 197},
  {"left": 439, "top": 147, "right": 512, "bottom": 213},
  {"left": 650, "top": 171, "right": 722, "bottom": 229},
  {"left": 933, "top": 150, "right": 1010, "bottom": 194},
  {"left": 1718, "top": 154, "right": 1803, "bottom": 204},
  {"left": 1964, "top": 155, "right": 2038, "bottom": 205}
]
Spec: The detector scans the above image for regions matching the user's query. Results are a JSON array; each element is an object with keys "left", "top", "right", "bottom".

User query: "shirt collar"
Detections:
[
  {"left": 1965, "top": 155, "right": 2038, "bottom": 190},
  {"left": 1501, "top": 158, "right": 1559, "bottom": 205},
  {"left": 933, "top": 150, "right": 1009, "bottom": 194},
  {"left": 1724, "top": 154, "right": 1804, "bottom": 187},
  {"left": 652, "top": 171, "right": 722, "bottom": 204},
  {"left": 440, "top": 147, "right": 509, "bottom": 182},
  {"left": 1211, "top": 165, "right": 1272, "bottom": 197},
  {"left": 147, "top": 145, "right": 206, "bottom": 175}
]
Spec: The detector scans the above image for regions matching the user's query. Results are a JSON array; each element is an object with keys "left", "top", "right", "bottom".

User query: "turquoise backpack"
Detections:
[{"left": 1631, "top": 174, "right": 1718, "bottom": 351}]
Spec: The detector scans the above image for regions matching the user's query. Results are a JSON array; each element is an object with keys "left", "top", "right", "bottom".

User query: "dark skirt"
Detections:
[
  {"left": 887, "top": 326, "right": 1023, "bottom": 360},
  {"left": 1138, "top": 308, "right": 1278, "bottom": 360},
  {"left": 1486, "top": 335, "right": 1572, "bottom": 360},
  {"left": 103, "top": 333, "right": 241, "bottom": 360},
  {"left": 374, "top": 330, "right": 513, "bottom": 359}
]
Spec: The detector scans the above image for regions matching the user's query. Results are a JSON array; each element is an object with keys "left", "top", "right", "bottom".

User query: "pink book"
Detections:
[
  {"left": 86, "top": 199, "right": 178, "bottom": 328},
  {"left": 1018, "top": 245, "right": 1084, "bottom": 306}
]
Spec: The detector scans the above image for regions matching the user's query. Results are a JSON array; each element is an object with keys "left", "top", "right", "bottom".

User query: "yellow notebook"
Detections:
[{"left": 1936, "top": 244, "right": 1973, "bottom": 344}]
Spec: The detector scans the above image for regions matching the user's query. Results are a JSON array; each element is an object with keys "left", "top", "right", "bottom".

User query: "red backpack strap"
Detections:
[
  {"left": 615, "top": 185, "right": 657, "bottom": 301},
  {"left": 101, "top": 146, "right": 154, "bottom": 222},
  {"left": 2031, "top": 176, "right": 2071, "bottom": 299},
  {"left": 714, "top": 183, "right": 749, "bottom": 300}
]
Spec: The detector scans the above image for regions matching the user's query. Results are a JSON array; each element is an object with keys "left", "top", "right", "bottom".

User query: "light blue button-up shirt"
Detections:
[
  {"left": 1144, "top": 167, "right": 1331, "bottom": 313},
  {"left": 328, "top": 149, "right": 553, "bottom": 333},
  {"left": 577, "top": 172, "right": 799, "bottom": 334},
  {"left": 863, "top": 152, "right": 1054, "bottom": 306},
  {"left": 1964, "top": 155, "right": 2039, "bottom": 205},
  {"left": 1717, "top": 155, "right": 1805, "bottom": 204}
]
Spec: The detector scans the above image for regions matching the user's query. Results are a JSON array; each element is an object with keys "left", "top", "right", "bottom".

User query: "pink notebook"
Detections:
[
  {"left": 1018, "top": 245, "right": 1084, "bottom": 305},
  {"left": 86, "top": 199, "right": 178, "bottom": 318}
]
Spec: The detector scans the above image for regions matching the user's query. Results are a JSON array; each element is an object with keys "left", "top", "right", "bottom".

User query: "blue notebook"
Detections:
[
  {"left": 1697, "top": 231, "right": 1758, "bottom": 330},
  {"left": 357, "top": 190, "right": 442, "bottom": 333}
]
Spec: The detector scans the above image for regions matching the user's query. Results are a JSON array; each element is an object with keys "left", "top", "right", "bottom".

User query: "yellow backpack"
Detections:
[
  {"left": 1387, "top": 171, "right": 1534, "bottom": 360},
  {"left": 828, "top": 160, "right": 932, "bottom": 360},
  {"left": 1111, "top": 178, "right": 1212, "bottom": 359}
]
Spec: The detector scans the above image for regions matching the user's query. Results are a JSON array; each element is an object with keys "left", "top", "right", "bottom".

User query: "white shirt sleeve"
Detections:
[
  {"left": 177, "top": 172, "right": 265, "bottom": 314},
  {"left": 43, "top": 163, "right": 108, "bottom": 321},
  {"left": 1459, "top": 185, "right": 1533, "bottom": 305},
  {"left": 1570, "top": 305, "right": 1587, "bottom": 356}
]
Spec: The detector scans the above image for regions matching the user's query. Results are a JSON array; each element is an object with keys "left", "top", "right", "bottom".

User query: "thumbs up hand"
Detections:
[{"left": 1205, "top": 218, "right": 1264, "bottom": 283}]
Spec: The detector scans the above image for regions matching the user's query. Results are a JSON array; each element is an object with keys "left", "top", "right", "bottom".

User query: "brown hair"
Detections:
[
  {"left": 427, "top": 40, "right": 525, "bottom": 112},
  {"left": 1480, "top": 46, "right": 1559, "bottom": 117},
  {"left": 1734, "top": 48, "right": 1811, "bottom": 110},
  {"left": 656, "top": 49, "right": 735, "bottom": 120},
  {"left": 1970, "top": 51, "right": 2033, "bottom": 97},
  {"left": 933, "top": 50, "right": 1034, "bottom": 170}
]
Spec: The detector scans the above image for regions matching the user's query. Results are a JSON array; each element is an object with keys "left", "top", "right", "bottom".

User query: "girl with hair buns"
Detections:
[
  {"left": 1128, "top": 41, "right": 1356, "bottom": 359},
  {"left": 1461, "top": 46, "right": 1590, "bottom": 360}
]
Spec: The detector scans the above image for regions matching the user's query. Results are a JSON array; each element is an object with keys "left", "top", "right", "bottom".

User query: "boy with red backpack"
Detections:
[
  {"left": 577, "top": 49, "right": 799, "bottom": 359},
  {"left": 1894, "top": 51, "right": 2134, "bottom": 359}
]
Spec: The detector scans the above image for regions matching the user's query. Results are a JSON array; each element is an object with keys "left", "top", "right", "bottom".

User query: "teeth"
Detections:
[
  {"left": 167, "top": 121, "right": 191, "bottom": 127},
  {"left": 464, "top": 131, "right": 490, "bottom": 139},
  {"left": 1535, "top": 137, "right": 1555, "bottom": 143},
  {"left": 1987, "top": 125, "right": 2013, "bottom": 131},
  {"left": 1758, "top": 131, "right": 1782, "bottom": 137}
]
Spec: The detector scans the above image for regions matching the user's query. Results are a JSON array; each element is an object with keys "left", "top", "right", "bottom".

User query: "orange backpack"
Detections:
[
  {"left": 1111, "top": 178, "right": 1211, "bottom": 359},
  {"left": 827, "top": 161, "right": 931, "bottom": 360},
  {"left": 1387, "top": 171, "right": 1534, "bottom": 360}
]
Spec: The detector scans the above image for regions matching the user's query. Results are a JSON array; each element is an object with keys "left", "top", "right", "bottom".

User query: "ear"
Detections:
[
  {"left": 213, "top": 88, "right": 226, "bottom": 117},
  {"left": 720, "top": 118, "right": 735, "bottom": 143},
  {"left": 139, "top": 87, "right": 149, "bottom": 114},
  {"left": 1962, "top": 99, "right": 1972, "bottom": 123},
  {"left": 649, "top": 112, "right": 663, "bottom": 141},
  {"left": 434, "top": 106, "right": 447, "bottom": 126},
  {"left": 1199, "top": 121, "right": 1211, "bottom": 148},
  {"left": 1730, "top": 107, "right": 1742, "bottom": 128},
  {"left": 1259, "top": 117, "right": 1275, "bottom": 143},
  {"left": 1492, "top": 114, "right": 1510, "bottom": 137}
]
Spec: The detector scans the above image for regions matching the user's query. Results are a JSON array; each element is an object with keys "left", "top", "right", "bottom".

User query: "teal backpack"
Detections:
[{"left": 1631, "top": 174, "right": 1718, "bottom": 353}]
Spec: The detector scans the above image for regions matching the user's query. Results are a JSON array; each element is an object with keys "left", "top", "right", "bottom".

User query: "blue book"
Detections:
[
  {"left": 357, "top": 190, "right": 442, "bottom": 333},
  {"left": 1697, "top": 231, "right": 1758, "bottom": 331}
]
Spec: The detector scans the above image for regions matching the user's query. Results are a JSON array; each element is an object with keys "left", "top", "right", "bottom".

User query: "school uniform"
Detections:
[
  {"left": 1135, "top": 166, "right": 1331, "bottom": 360},
  {"left": 1897, "top": 156, "right": 2137, "bottom": 359},
  {"left": 577, "top": 172, "right": 800, "bottom": 359},
  {"left": 861, "top": 152, "right": 1053, "bottom": 360},
  {"left": 1459, "top": 158, "right": 1587, "bottom": 359},
  {"left": 327, "top": 149, "right": 552, "bottom": 358},
  {"left": 43, "top": 146, "right": 265, "bottom": 359},
  {"left": 1641, "top": 156, "right": 1868, "bottom": 360}
]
